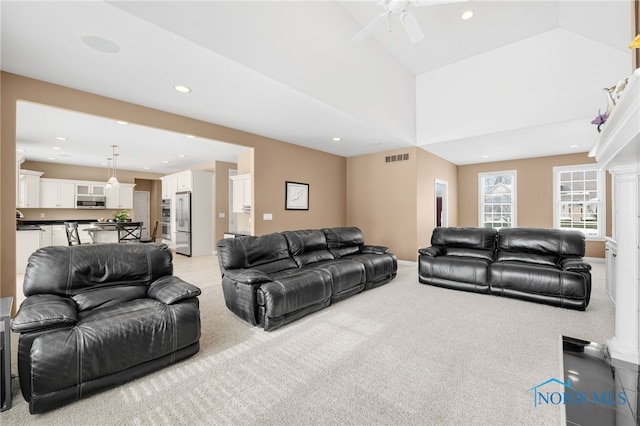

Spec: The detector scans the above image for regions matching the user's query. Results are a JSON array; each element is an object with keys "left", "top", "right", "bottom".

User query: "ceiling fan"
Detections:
[{"left": 351, "top": 0, "right": 464, "bottom": 44}]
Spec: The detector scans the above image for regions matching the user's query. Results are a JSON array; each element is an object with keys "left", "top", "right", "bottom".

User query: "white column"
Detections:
[{"left": 606, "top": 167, "right": 640, "bottom": 365}]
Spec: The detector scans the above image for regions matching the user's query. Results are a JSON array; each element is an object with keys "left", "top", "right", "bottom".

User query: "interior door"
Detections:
[{"left": 133, "top": 191, "right": 150, "bottom": 239}]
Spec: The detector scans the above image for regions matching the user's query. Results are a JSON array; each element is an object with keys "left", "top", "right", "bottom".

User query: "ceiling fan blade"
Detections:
[
  {"left": 399, "top": 11, "right": 424, "bottom": 44},
  {"left": 351, "top": 12, "right": 388, "bottom": 43}
]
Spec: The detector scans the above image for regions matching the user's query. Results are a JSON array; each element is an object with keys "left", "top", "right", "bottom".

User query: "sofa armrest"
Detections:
[
  {"left": 361, "top": 245, "right": 390, "bottom": 255},
  {"left": 148, "top": 276, "right": 202, "bottom": 305},
  {"left": 224, "top": 269, "right": 272, "bottom": 285},
  {"left": 559, "top": 258, "right": 592, "bottom": 272},
  {"left": 11, "top": 294, "right": 78, "bottom": 334},
  {"left": 418, "top": 246, "right": 445, "bottom": 257}
]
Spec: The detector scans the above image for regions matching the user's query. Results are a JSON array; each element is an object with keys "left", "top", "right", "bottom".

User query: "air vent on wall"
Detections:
[{"left": 385, "top": 153, "right": 410, "bottom": 163}]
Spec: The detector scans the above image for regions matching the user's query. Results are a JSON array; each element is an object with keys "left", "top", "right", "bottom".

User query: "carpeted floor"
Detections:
[{"left": 1, "top": 257, "right": 613, "bottom": 425}]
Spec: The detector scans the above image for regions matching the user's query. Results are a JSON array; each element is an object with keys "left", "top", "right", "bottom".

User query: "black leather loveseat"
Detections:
[
  {"left": 418, "top": 227, "right": 591, "bottom": 310},
  {"left": 11, "top": 243, "right": 202, "bottom": 414},
  {"left": 217, "top": 227, "right": 397, "bottom": 331}
]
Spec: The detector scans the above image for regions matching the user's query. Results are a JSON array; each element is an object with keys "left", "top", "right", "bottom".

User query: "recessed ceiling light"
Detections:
[
  {"left": 115, "top": 120, "right": 129, "bottom": 125},
  {"left": 569, "top": 144, "right": 579, "bottom": 148},
  {"left": 162, "top": 160, "right": 169, "bottom": 164},
  {"left": 81, "top": 35, "right": 120, "bottom": 54},
  {"left": 186, "top": 134, "right": 196, "bottom": 139},
  {"left": 47, "top": 157, "right": 56, "bottom": 160},
  {"left": 332, "top": 137, "right": 341, "bottom": 142},
  {"left": 100, "top": 162, "right": 107, "bottom": 166},
  {"left": 16, "top": 149, "right": 24, "bottom": 153},
  {"left": 56, "top": 136, "right": 67, "bottom": 141},
  {"left": 482, "top": 155, "right": 489, "bottom": 158},
  {"left": 143, "top": 167, "right": 150, "bottom": 170},
  {"left": 178, "top": 154, "right": 186, "bottom": 158},
  {"left": 52, "top": 146, "right": 62, "bottom": 150},
  {"left": 461, "top": 10, "right": 474, "bottom": 20},
  {"left": 173, "top": 85, "right": 192, "bottom": 93}
]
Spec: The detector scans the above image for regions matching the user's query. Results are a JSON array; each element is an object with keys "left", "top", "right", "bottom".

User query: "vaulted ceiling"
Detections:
[{"left": 1, "top": 1, "right": 632, "bottom": 170}]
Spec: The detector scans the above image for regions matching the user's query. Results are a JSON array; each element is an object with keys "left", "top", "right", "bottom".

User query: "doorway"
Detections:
[
  {"left": 134, "top": 191, "right": 150, "bottom": 239},
  {"left": 435, "top": 179, "right": 448, "bottom": 227}
]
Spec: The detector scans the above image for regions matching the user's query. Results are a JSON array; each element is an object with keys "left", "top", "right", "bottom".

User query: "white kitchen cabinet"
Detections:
[
  {"left": 18, "top": 170, "right": 43, "bottom": 208},
  {"left": 76, "top": 183, "right": 105, "bottom": 196},
  {"left": 230, "top": 174, "right": 251, "bottom": 213},
  {"left": 176, "top": 172, "right": 192, "bottom": 191},
  {"left": 50, "top": 225, "right": 69, "bottom": 246},
  {"left": 39, "top": 225, "right": 51, "bottom": 247},
  {"left": 16, "top": 229, "right": 41, "bottom": 274},
  {"left": 161, "top": 176, "right": 177, "bottom": 199},
  {"left": 77, "top": 224, "right": 93, "bottom": 244},
  {"left": 106, "top": 184, "right": 135, "bottom": 209},
  {"left": 40, "top": 179, "right": 75, "bottom": 208}
]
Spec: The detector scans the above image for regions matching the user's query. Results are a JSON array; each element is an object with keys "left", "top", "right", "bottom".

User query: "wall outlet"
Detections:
[
  {"left": 40, "top": 213, "right": 45, "bottom": 218},
  {"left": 263, "top": 213, "right": 273, "bottom": 221},
  {"left": 219, "top": 212, "right": 225, "bottom": 219}
]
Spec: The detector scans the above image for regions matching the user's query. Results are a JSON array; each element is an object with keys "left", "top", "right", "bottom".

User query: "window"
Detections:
[
  {"left": 478, "top": 170, "right": 517, "bottom": 228},
  {"left": 553, "top": 164, "right": 605, "bottom": 239}
]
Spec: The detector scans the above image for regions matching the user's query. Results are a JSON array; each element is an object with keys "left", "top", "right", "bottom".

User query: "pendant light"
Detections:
[
  {"left": 105, "top": 157, "right": 113, "bottom": 189},
  {"left": 107, "top": 145, "right": 120, "bottom": 187}
]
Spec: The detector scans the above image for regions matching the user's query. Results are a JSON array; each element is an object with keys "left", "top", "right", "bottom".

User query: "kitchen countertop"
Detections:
[
  {"left": 16, "top": 224, "right": 42, "bottom": 231},
  {"left": 18, "top": 219, "right": 98, "bottom": 226}
]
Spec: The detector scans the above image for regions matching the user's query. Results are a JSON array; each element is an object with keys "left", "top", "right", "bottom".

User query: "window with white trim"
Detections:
[
  {"left": 553, "top": 164, "right": 605, "bottom": 239},
  {"left": 478, "top": 170, "right": 517, "bottom": 228}
]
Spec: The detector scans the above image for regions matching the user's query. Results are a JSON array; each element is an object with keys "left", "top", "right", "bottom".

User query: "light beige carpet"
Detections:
[{"left": 1, "top": 259, "right": 613, "bottom": 425}]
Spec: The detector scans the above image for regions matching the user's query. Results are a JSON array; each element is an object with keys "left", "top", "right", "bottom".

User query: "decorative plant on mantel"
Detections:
[{"left": 113, "top": 210, "right": 130, "bottom": 222}]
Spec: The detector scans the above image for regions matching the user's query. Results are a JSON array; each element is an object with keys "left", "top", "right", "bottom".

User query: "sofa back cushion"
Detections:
[
  {"left": 23, "top": 243, "right": 173, "bottom": 311},
  {"left": 497, "top": 228, "right": 585, "bottom": 257},
  {"left": 282, "top": 229, "right": 333, "bottom": 267},
  {"left": 431, "top": 227, "right": 497, "bottom": 250},
  {"left": 217, "top": 233, "right": 297, "bottom": 274},
  {"left": 323, "top": 227, "right": 364, "bottom": 258}
]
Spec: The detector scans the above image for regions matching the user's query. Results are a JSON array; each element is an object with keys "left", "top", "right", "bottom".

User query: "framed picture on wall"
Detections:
[{"left": 285, "top": 181, "right": 309, "bottom": 210}]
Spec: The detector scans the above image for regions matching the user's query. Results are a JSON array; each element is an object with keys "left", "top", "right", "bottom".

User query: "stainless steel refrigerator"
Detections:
[{"left": 175, "top": 191, "right": 192, "bottom": 256}]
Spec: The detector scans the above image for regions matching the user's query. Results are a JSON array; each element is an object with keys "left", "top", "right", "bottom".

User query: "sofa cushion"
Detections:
[
  {"left": 23, "top": 244, "right": 174, "bottom": 310},
  {"left": 495, "top": 251, "right": 557, "bottom": 267},
  {"left": 304, "top": 259, "right": 366, "bottom": 297},
  {"left": 323, "top": 227, "right": 364, "bottom": 258},
  {"left": 31, "top": 298, "right": 200, "bottom": 396},
  {"left": 419, "top": 256, "right": 491, "bottom": 293},
  {"left": 431, "top": 227, "right": 497, "bottom": 251},
  {"left": 497, "top": 228, "right": 585, "bottom": 257},
  {"left": 282, "top": 229, "right": 334, "bottom": 267},
  {"left": 445, "top": 247, "right": 495, "bottom": 262},
  {"left": 217, "top": 233, "right": 297, "bottom": 274},
  {"left": 257, "top": 269, "right": 332, "bottom": 318},
  {"left": 490, "top": 262, "right": 589, "bottom": 306}
]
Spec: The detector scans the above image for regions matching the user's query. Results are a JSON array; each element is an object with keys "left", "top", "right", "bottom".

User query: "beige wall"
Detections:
[
  {"left": 1, "top": 72, "right": 348, "bottom": 307},
  {"left": 213, "top": 161, "right": 236, "bottom": 243},
  {"left": 347, "top": 147, "right": 458, "bottom": 261},
  {"left": 416, "top": 148, "right": 459, "bottom": 250},
  {"left": 457, "top": 152, "right": 611, "bottom": 258},
  {"left": 254, "top": 140, "right": 346, "bottom": 235}
]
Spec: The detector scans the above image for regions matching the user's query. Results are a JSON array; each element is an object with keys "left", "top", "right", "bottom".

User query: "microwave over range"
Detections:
[{"left": 75, "top": 195, "right": 106, "bottom": 209}]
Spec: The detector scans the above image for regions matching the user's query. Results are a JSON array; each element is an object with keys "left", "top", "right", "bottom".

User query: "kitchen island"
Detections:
[{"left": 85, "top": 222, "right": 119, "bottom": 244}]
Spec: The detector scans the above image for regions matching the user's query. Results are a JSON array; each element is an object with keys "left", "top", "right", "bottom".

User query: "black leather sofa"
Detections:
[
  {"left": 217, "top": 227, "right": 397, "bottom": 331},
  {"left": 418, "top": 227, "right": 592, "bottom": 310},
  {"left": 11, "top": 243, "right": 202, "bottom": 414}
]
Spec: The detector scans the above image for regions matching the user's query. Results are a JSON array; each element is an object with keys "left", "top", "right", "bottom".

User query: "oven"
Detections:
[{"left": 161, "top": 198, "right": 171, "bottom": 240}]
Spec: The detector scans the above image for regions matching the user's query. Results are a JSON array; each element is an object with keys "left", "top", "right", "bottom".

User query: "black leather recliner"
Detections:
[
  {"left": 11, "top": 243, "right": 202, "bottom": 414},
  {"left": 218, "top": 227, "right": 397, "bottom": 331},
  {"left": 419, "top": 227, "right": 591, "bottom": 310}
]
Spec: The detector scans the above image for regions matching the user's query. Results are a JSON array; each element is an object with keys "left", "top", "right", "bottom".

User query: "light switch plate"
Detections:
[
  {"left": 263, "top": 213, "right": 273, "bottom": 221},
  {"left": 219, "top": 212, "right": 225, "bottom": 218}
]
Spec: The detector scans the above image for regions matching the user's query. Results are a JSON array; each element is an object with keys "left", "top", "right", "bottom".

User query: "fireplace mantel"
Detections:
[{"left": 590, "top": 68, "right": 640, "bottom": 365}]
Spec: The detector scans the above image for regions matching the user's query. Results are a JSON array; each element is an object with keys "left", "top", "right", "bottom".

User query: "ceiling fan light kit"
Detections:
[{"left": 352, "top": 0, "right": 468, "bottom": 44}]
